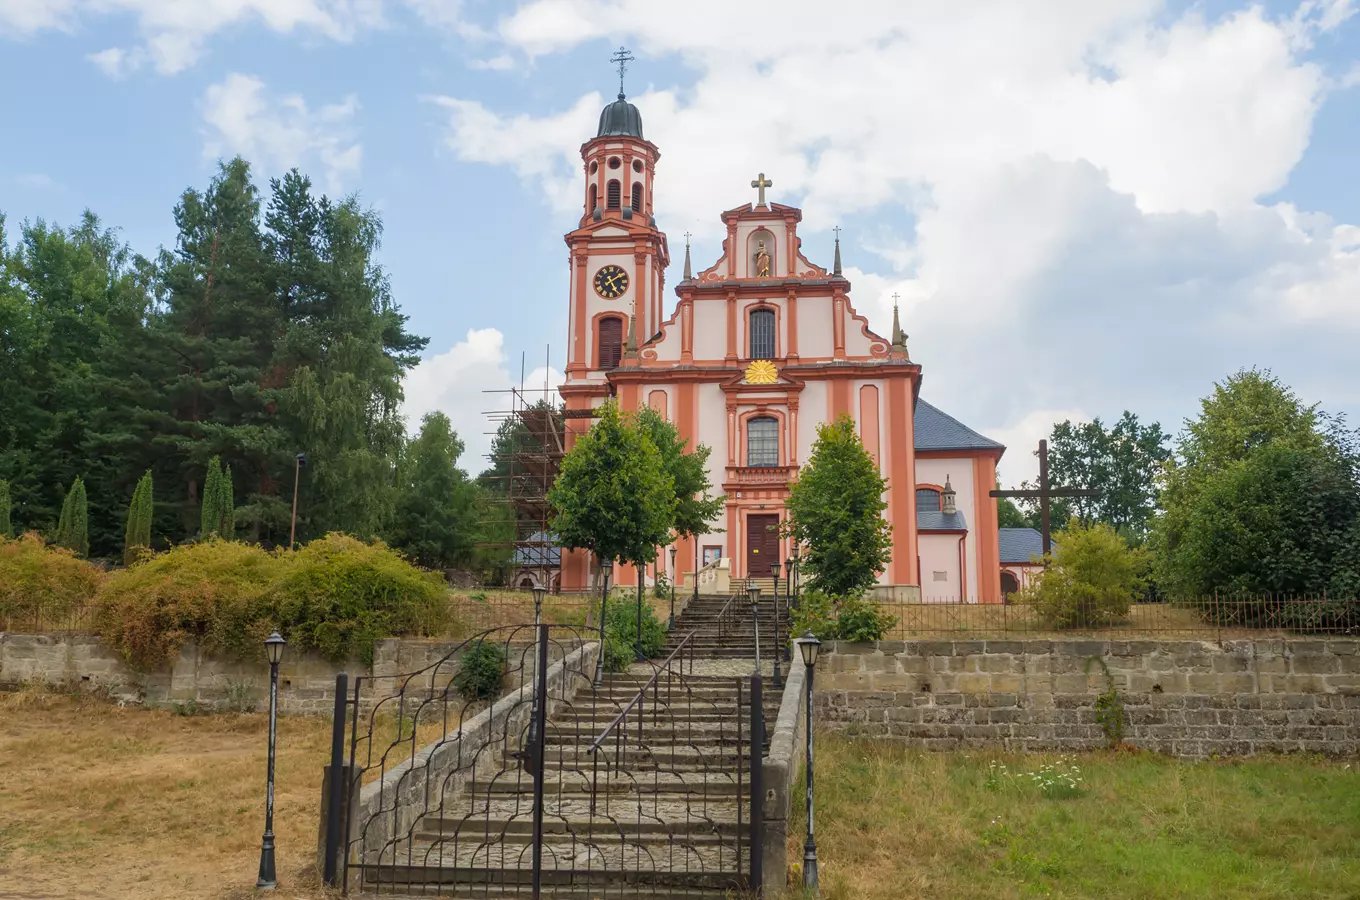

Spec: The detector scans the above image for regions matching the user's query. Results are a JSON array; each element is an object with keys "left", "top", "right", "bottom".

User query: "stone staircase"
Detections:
[
  {"left": 664, "top": 592, "right": 793, "bottom": 660},
  {"left": 358, "top": 667, "right": 781, "bottom": 898}
]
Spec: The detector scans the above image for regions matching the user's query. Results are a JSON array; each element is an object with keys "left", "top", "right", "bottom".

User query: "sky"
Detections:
[{"left": 1, "top": 0, "right": 1357, "bottom": 488}]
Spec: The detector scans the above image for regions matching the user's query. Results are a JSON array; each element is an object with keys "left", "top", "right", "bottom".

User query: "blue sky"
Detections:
[{"left": 2, "top": 0, "right": 1357, "bottom": 485}]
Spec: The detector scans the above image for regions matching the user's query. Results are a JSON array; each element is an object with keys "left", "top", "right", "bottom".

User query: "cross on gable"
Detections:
[
  {"left": 750, "top": 172, "right": 773, "bottom": 207},
  {"left": 990, "top": 439, "right": 1100, "bottom": 557}
]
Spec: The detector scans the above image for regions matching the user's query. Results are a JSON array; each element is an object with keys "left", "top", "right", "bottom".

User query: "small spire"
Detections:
[
  {"left": 683, "top": 231, "right": 693, "bottom": 281},
  {"left": 942, "top": 475, "right": 957, "bottom": 515},
  {"left": 832, "top": 225, "right": 842, "bottom": 276},
  {"left": 623, "top": 302, "right": 639, "bottom": 359},
  {"left": 891, "top": 292, "right": 908, "bottom": 357}
]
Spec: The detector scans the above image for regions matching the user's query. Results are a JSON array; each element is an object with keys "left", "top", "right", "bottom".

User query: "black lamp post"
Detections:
[
  {"left": 635, "top": 564, "right": 646, "bottom": 662},
  {"left": 256, "top": 631, "right": 286, "bottom": 890},
  {"left": 531, "top": 585, "right": 546, "bottom": 626},
  {"left": 790, "top": 547, "right": 801, "bottom": 610},
  {"left": 799, "top": 632, "right": 822, "bottom": 895},
  {"left": 770, "top": 559, "right": 782, "bottom": 688},
  {"left": 593, "top": 559, "right": 612, "bottom": 688},
  {"left": 784, "top": 556, "right": 795, "bottom": 663},
  {"left": 668, "top": 545, "right": 678, "bottom": 632},
  {"left": 746, "top": 579, "right": 762, "bottom": 675},
  {"left": 692, "top": 538, "right": 700, "bottom": 606}
]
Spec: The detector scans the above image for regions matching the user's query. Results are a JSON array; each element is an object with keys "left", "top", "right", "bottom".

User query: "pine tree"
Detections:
[
  {"left": 55, "top": 476, "right": 89, "bottom": 557},
  {"left": 0, "top": 479, "right": 11, "bottom": 539},
  {"left": 124, "top": 470, "right": 153, "bottom": 563}
]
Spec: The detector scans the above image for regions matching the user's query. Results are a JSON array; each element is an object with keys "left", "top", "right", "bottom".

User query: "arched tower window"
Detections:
[
  {"left": 631, "top": 182, "right": 643, "bottom": 212},
  {"left": 747, "top": 417, "right": 779, "bottom": 467},
  {"left": 915, "top": 488, "right": 942, "bottom": 512},
  {"left": 749, "top": 308, "right": 775, "bottom": 360},
  {"left": 588, "top": 183, "right": 598, "bottom": 212},
  {"left": 598, "top": 316, "right": 623, "bottom": 368},
  {"left": 607, "top": 180, "right": 621, "bottom": 210}
]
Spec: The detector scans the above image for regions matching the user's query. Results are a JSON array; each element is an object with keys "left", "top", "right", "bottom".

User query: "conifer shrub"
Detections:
[
  {"left": 93, "top": 539, "right": 278, "bottom": 669},
  {"left": 452, "top": 639, "right": 508, "bottom": 701},
  {"left": 0, "top": 533, "right": 102, "bottom": 629},
  {"left": 93, "top": 534, "right": 450, "bottom": 669},
  {"left": 271, "top": 534, "right": 450, "bottom": 664}
]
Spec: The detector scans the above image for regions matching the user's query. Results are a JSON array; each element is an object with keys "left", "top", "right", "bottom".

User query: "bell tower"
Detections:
[{"left": 562, "top": 48, "right": 669, "bottom": 391}]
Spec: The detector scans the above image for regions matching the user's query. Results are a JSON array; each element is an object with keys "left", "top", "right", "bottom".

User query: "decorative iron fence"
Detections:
[{"left": 871, "top": 594, "right": 1359, "bottom": 640}]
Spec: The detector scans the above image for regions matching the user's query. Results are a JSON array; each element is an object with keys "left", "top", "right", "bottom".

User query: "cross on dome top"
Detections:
[{"left": 610, "top": 46, "right": 635, "bottom": 98}]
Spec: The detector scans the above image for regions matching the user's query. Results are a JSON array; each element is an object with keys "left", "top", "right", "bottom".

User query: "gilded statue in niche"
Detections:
[{"left": 754, "top": 240, "right": 771, "bottom": 278}]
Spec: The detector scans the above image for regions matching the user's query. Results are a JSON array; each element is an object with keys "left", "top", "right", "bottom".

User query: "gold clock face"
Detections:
[{"left": 593, "top": 264, "right": 629, "bottom": 299}]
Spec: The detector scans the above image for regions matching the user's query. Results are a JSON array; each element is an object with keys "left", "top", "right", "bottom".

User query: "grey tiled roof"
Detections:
[
  {"left": 915, "top": 399, "right": 1005, "bottom": 452},
  {"left": 918, "top": 509, "right": 969, "bottom": 531},
  {"left": 513, "top": 531, "right": 561, "bottom": 568},
  {"left": 999, "top": 527, "right": 1048, "bottom": 564}
]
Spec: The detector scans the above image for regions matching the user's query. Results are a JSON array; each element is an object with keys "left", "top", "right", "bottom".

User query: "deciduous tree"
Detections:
[{"left": 785, "top": 415, "right": 892, "bottom": 596}]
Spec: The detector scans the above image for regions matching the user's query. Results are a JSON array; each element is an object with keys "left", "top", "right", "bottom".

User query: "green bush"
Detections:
[
  {"left": 601, "top": 593, "right": 667, "bottom": 672},
  {"left": 93, "top": 533, "right": 450, "bottom": 669},
  {"left": 834, "top": 593, "right": 898, "bottom": 642},
  {"left": 93, "top": 538, "right": 279, "bottom": 668},
  {"left": 0, "top": 533, "right": 102, "bottom": 628},
  {"left": 452, "top": 639, "right": 508, "bottom": 701},
  {"left": 788, "top": 589, "right": 838, "bottom": 641},
  {"left": 272, "top": 533, "right": 450, "bottom": 664},
  {"left": 1021, "top": 521, "right": 1148, "bottom": 628},
  {"left": 652, "top": 572, "right": 670, "bottom": 600}
]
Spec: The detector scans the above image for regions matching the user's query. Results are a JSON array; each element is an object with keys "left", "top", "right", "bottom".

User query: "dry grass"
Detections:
[
  {"left": 0, "top": 687, "right": 334, "bottom": 900},
  {"left": 775, "top": 730, "right": 1360, "bottom": 900},
  {"left": 878, "top": 601, "right": 1292, "bottom": 640}
]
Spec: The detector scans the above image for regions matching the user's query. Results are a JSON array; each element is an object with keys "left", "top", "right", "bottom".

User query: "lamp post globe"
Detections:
[
  {"left": 257, "top": 631, "right": 286, "bottom": 889},
  {"left": 799, "top": 632, "right": 821, "bottom": 895},
  {"left": 746, "top": 580, "right": 762, "bottom": 675},
  {"left": 667, "top": 545, "right": 678, "bottom": 631},
  {"left": 531, "top": 585, "right": 547, "bottom": 626}
]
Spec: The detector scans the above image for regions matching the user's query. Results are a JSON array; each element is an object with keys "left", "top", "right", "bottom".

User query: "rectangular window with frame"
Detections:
[
  {"left": 749, "top": 308, "right": 776, "bottom": 360},
  {"left": 746, "top": 416, "right": 779, "bottom": 467}
]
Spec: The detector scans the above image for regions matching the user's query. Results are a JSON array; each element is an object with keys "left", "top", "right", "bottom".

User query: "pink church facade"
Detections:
[{"left": 557, "top": 92, "right": 1005, "bottom": 601}]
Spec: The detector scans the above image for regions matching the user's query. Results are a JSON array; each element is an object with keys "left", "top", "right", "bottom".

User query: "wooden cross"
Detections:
[
  {"left": 751, "top": 172, "right": 773, "bottom": 206},
  {"left": 989, "top": 439, "right": 1099, "bottom": 558}
]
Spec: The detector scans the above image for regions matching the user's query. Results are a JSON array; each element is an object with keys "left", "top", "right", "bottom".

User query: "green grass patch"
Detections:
[{"left": 780, "top": 732, "right": 1360, "bottom": 900}]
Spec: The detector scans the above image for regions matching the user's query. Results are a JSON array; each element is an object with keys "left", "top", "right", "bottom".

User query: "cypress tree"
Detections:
[
  {"left": 201, "top": 457, "right": 223, "bottom": 538},
  {"left": 124, "top": 470, "right": 153, "bottom": 564},
  {"left": 217, "top": 464, "right": 235, "bottom": 539},
  {"left": 55, "top": 476, "right": 89, "bottom": 557},
  {"left": 0, "top": 479, "right": 11, "bottom": 539}
]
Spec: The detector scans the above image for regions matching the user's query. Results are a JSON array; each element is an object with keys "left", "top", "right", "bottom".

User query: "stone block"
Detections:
[
  {"left": 1187, "top": 674, "right": 1220, "bottom": 693},
  {"left": 984, "top": 641, "right": 1025, "bottom": 655},
  {"left": 1291, "top": 655, "right": 1341, "bottom": 675}
]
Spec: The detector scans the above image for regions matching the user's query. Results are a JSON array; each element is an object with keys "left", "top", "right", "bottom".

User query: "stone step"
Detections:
[
  {"left": 360, "top": 857, "right": 745, "bottom": 895},
  {"left": 468, "top": 775, "right": 746, "bottom": 797}
]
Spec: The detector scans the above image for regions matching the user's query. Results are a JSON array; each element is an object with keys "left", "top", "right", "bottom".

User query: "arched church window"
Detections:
[
  {"left": 749, "top": 308, "right": 775, "bottom": 360},
  {"left": 588, "top": 183, "right": 598, "bottom": 211},
  {"left": 747, "top": 417, "right": 779, "bottom": 467},
  {"left": 631, "top": 182, "right": 643, "bottom": 212},
  {"left": 598, "top": 316, "right": 623, "bottom": 368},
  {"left": 915, "top": 488, "right": 941, "bottom": 512},
  {"left": 607, "top": 180, "right": 621, "bottom": 209}
]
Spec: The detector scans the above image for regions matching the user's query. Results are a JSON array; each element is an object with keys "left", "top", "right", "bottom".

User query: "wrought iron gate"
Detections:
[{"left": 322, "top": 623, "right": 766, "bottom": 897}]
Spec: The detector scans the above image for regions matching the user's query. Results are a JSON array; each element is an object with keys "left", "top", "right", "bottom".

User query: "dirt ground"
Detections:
[{"left": 0, "top": 689, "right": 333, "bottom": 900}]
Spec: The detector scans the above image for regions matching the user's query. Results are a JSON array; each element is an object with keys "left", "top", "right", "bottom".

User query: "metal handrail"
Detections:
[
  {"left": 586, "top": 629, "right": 697, "bottom": 754},
  {"left": 716, "top": 591, "right": 743, "bottom": 647}
]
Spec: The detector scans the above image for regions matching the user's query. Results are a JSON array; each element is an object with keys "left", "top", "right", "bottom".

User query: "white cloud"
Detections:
[
  {"left": 2, "top": 0, "right": 471, "bottom": 74},
  {"left": 15, "top": 172, "right": 55, "bottom": 188},
  {"left": 201, "top": 73, "right": 362, "bottom": 193},
  {"left": 432, "top": 0, "right": 1360, "bottom": 455},
  {"left": 87, "top": 46, "right": 141, "bottom": 77},
  {"left": 985, "top": 408, "right": 1094, "bottom": 489},
  {"left": 402, "top": 328, "right": 563, "bottom": 471}
]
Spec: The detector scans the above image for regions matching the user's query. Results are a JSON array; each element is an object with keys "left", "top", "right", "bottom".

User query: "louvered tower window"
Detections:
[
  {"left": 598, "top": 317, "right": 623, "bottom": 368},
  {"left": 606, "top": 180, "right": 621, "bottom": 209},
  {"left": 631, "top": 182, "right": 643, "bottom": 212}
]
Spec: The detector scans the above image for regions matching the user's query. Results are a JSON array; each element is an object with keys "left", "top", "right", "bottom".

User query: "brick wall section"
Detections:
[{"left": 816, "top": 639, "right": 1360, "bottom": 758}]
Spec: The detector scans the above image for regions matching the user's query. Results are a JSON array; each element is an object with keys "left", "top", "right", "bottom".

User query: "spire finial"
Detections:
[
  {"left": 610, "top": 46, "right": 635, "bottom": 98},
  {"left": 624, "top": 299, "right": 639, "bottom": 359},
  {"left": 832, "top": 225, "right": 843, "bottom": 276},
  {"left": 683, "top": 231, "right": 693, "bottom": 281}
]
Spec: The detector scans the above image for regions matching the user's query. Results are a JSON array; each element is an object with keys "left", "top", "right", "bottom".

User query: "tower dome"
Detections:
[{"left": 597, "top": 93, "right": 644, "bottom": 138}]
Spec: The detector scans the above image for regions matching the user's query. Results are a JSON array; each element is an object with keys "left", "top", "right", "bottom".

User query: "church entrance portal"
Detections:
[{"left": 746, "top": 514, "right": 780, "bottom": 577}]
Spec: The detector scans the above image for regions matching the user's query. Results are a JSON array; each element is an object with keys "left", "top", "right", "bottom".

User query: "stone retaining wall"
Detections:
[
  {"left": 0, "top": 631, "right": 537, "bottom": 715},
  {"left": 816, "top": 638, "right": 1360, "bottom": 757}
]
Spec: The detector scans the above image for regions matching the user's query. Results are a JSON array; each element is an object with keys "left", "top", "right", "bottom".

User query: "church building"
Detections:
[{"left": 557, "top": 87, "right": 1007, "bottom": 602}]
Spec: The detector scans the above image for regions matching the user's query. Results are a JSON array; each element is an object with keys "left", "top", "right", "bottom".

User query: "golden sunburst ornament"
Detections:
[{"left": 743, "top": 359, "right": 779, "bottom": 385}]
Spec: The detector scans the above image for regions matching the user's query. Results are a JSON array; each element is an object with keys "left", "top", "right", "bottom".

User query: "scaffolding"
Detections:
[{"left": 479, "top": 348, "right": 594, "bottom": 590}]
